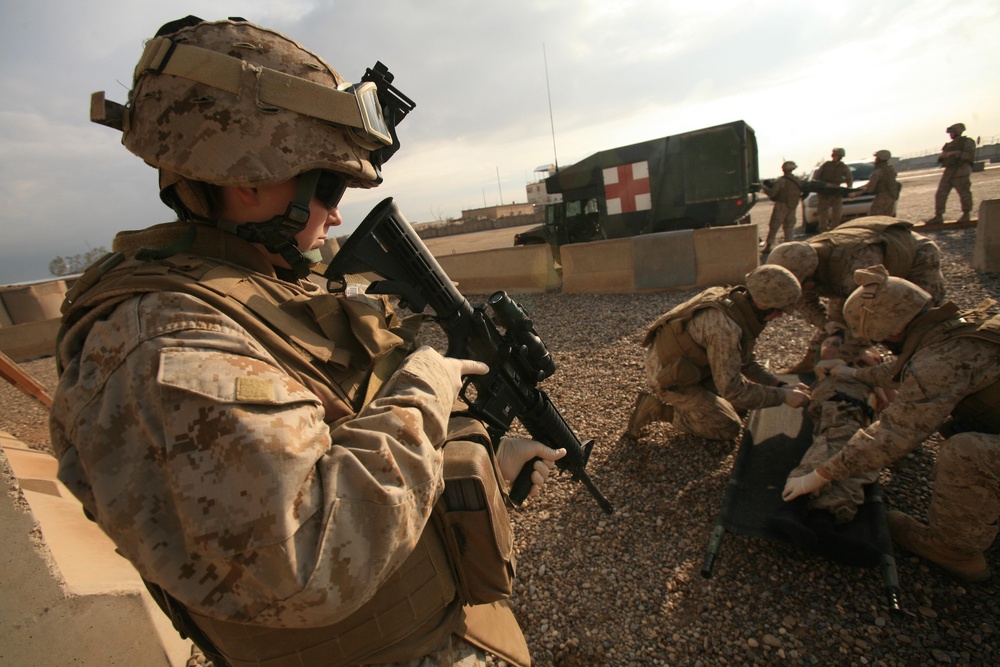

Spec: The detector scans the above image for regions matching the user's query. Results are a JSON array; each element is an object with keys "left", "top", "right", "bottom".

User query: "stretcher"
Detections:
[{"left": 700, "top": 376, "right": 903, "bottom": 613}]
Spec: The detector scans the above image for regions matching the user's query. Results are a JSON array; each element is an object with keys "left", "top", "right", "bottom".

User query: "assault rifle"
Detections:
[{"left": 325, "top": 198, "right": 614, "bottom": 514}]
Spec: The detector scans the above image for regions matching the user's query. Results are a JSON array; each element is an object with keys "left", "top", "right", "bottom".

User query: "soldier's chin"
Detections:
[{"left": 301, "top": 248, "right": 324, "bottom": 264}]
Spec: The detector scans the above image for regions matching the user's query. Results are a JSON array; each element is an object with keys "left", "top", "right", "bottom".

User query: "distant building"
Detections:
[
  {"left": 526, "top": 164, "right": 563, "bottom": 207},
  {"left": 460, "top": 202, "right": 536, "bottom": 222}
]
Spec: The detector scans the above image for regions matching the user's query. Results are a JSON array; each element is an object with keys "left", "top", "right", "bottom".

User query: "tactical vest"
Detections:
[
  {"left": 890, "top": 303, "right": 1000, "bottom": 436},
  {"left": 642, "top": 286, "right": 765, "bottom": 389},
  {"left": 810, "top": 218, "right": 918, "bottom": 297},
  {"left": 57, "top": 223, "right": 527, "bottom": 667}
]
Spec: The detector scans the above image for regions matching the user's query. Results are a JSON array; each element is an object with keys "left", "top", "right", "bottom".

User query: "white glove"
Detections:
[
  {"left": 496, "top": 437, "right": 567, "bottom": 499},
  {"left": 782, "top": 470, "right": 831, "bottom": 501}
]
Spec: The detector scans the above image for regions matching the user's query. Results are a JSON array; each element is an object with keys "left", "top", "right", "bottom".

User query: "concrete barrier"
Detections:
[
  {"left": 0, "top": 281, "right": 67, "bottom": 325},
  {"left": 1, "top": 435, "right": 192, "bottom": 666},
  {"left": 436, "top": 244, "right": 560, "bottom": 295},
  {"left": 561, "top": 238, "right": 634, "bottom": 293},
  {"left": 693, "top": 224, "right": 760, "bottom": 287},
  {"left": 562, "top": 224, "right": 760, "bottom": 294},
  {"left": 972, "top": 199, "right": 1000, "bottom": 273},
  {"left": 0, "top": 318, "right": 61, "bottom": 362}
]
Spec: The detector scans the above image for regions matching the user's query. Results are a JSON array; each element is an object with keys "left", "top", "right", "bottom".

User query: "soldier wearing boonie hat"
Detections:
[
  {"left": 627, "top": 265, "right": 811, "bottom": 442},
  {"left": 50, "top": 16, "right": 561, "bottom": 667},
  {"left": 784, "top": 265, "right": 1000, "bottom": 583}
]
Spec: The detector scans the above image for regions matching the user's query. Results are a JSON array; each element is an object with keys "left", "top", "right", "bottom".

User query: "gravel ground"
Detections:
[{"left": 2, "top": 167, "right": 999, "bottom": 665}]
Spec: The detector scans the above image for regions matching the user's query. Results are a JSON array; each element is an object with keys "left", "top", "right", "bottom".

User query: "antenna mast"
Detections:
[{"left": 543, "top": 43, "right": 559, "bottom": 172}]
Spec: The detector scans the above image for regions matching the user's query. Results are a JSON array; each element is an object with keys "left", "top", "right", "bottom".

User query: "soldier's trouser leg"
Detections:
[
  {"left": 956, "top": 174, "right": 973, "bottom": 214},
  {"left": 661, "top": 385, "right": 742, "bottom": 441},
  {"left": 763, "top": 210, "right": 782, "bottom": 250},
  {"left": 781, "top": 206, "right": 796, "bottom": 243},
  {"left": 830, "top": 196, "right": 844, "bottom": 228},
  {"left": 927, "top": 432, "right": 1000, "bottom": 554},
  {"left": 934, "top": 174, "right": 953, "bottom": 215},
  {"left": 869, "top": 195, "right": 896, "bottom": 217},
  {"left": 817, "top": 196, "right": 833, "bottom": 232},
  {"left": 910, "top": 246, "right": 946, "bottom": 306}
]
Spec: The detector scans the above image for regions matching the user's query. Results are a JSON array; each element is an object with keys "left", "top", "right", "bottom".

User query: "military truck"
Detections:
[{"left": 514, "top": 120, "right": 760, "bottom": 258}]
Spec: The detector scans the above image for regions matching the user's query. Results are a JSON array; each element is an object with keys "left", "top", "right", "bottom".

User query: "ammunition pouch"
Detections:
[{"left": 435, "top": 417, "right": 516, "bottom": 605}]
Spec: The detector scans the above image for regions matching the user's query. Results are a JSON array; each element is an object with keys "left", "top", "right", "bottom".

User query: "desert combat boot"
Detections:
[
  {"left": 888, "top": 510, "right": 990, "bottom": 582},
  {"left": 627, "top": 391, "right": 673, "bottom": 439}
]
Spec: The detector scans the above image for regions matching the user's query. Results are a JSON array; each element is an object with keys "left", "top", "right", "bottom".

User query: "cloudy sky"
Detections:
[{"left": 1, "top": 0, "right": 998, "bottom": 284}]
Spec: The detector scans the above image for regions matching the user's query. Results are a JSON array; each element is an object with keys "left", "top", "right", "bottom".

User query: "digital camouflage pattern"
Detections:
[
  {"left": 644, "top": 296, "right": 786, "bottom": 441},
  {"left": 843, "top": 266, "right": 932, "bottom": 343},
  {"left": 823, "top": 329, "right": 1000, "bottom": 555},
  {"left": 51, "top": 285, "right": 457, "bottom": 627},
  {"left": 123, "top": 19, "right": 380, "bottom": 196},
  {"left": 789, "top": 371, "right": 879, "bottom": 523}
]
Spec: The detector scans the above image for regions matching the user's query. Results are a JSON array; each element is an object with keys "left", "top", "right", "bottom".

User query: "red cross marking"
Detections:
[{"left": 603, "top": 161, "right": 651, "bottom": 215}]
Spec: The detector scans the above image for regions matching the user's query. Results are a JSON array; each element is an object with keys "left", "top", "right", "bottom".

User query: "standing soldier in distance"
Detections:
[
  {"left": 849, "top": 150, "right": 900, "bottom": 216},
  {"left": 926, "top": 123, "right": 977, "bottom": 225},
  {"left": 627, "top": 265, "right": 810, "bottom": 442},
  {"left": 760, "top": 160, "right": 804, "bottom": 255},
  {"left": 783, "top": 266, "right": 1000, "bottom": 583},
  {"left": 814, "top": 148, "right": 854, "bottom": 232},
  {"left": 49, "top": 16, "right": 563, "bottom": 667}
]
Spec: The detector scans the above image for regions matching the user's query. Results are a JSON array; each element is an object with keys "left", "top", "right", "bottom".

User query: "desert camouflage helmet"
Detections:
[
  {"left": 947, "top": 123, "right": 966, "bottom": 134},
  {"left": 765, "top": 242, "right": 818, "bottom": 282},
  {"left": 832, "top": 147, "right": 846, "bottom": 157},
  {"left": 781, "top": 160, "right": 797, "bottom": 172},
  {"left": 95, "top": 17, "right": 389, "bottom": 218},
  {"left": 843, "top": 265, "right": 931, "bottom": 342},
  {"left": 874, "top": 149, "right": 891, "bottom": 161},
  {"left": 745, "top": 265, "right": 802, "bottom": 312}
]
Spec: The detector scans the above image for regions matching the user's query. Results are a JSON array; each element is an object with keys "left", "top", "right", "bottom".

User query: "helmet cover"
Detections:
[
  {"left": 843, "top": 265, "right": 931, "bottom": 341},
  {"left": 745, "top": 265, "right": 802, "bottom": 312},
  {"left": 766, "top": 242, "right": 819, "bottom": 282}
]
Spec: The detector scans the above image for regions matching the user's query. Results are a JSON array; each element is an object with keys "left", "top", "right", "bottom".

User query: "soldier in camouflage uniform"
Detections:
[
  {"left": 766, "top": 332, "right": 888, "bottom": 567},
  {"left": 627, "top": 265, "right": 811, "bottom": 442},
  {"left": 49, "top": 17, "right": 564, "bottom": 667},
  {"left": 765, "top": 216, "right": 945, "bottom": 373},
  {"left": 783, "top": 266, "right": 1000, "bottom": 582},
  {"left": 760, "top": 160, "right": 803, "bottom": 255},
  {"left": 849, "top": 150, "right": 900, "bottom": 216},
  {"left": 926, "top": 123, "right": 977, "bottom": 225},
  {"left": 814, "top": 148, "right": 854, "bottom": 232}
]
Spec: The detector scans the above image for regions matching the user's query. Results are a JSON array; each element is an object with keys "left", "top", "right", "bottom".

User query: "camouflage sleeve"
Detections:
[
  {"left": 687, "top": 308, "right": 785, "bottom": 410},
  {"left": 842, "top": 162, "right": 853, "bottom": 187},
  {"left": 53, "top": 292, "right": 454, "bottom": 628},
  {"left": 857, "top": 169, "right": 880, "bottom": 194},
  {"left": 824, "top": 339, "right": 998, "bottom": 480},
  {"left": 960, "top": 138, "right": 977, "bottom": 164}
]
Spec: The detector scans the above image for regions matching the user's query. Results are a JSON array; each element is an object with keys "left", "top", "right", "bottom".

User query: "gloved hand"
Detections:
[
  {"left": 815, "top": 358, "right": 850, "bottom": 379},
  {"left": 782, "top": 469, "right": 831, "bottom": 501},
  {"left": 428, "top": 347, "right": 490, "bottom": 397},
  {"left": 782, "top": 386, "right": 811, "bottom": 408},
  {"left": 496, "top": 437, "right": 567, "bottom": 500}
]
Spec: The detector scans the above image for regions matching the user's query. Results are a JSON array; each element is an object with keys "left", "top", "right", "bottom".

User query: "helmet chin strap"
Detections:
[{"left": 217, "top": 170, "right": 322, "bottom": 278}]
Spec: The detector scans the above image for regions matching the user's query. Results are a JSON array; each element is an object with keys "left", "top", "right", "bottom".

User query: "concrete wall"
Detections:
[
  {"left": 1, "top": 434, "right": 192, "bottom": 666},
  {"left": 972, "top": 199, "right": 1000, "bottom": 273},
  {"left": 437, "top": 243, "right": 560, "bottom": 295},
  {"left": 562, "top": 224, "right": 759, "bottom": 294}
]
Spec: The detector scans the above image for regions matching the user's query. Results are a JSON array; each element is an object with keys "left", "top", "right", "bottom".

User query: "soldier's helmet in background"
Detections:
[
  {"left": 947, "top": 123, "right": 966, "bottom": 134},
  {"left": 843, "top": 265, "right": 932, "bottom": 342},
  {"left": 874, "top": 150, "right": 891, "bottom": 161},
  {"left": 766, "top": 242, "right": 819, "bottom": 283},
  {"left": 832, "top": 148, "right": 846, "bottom": 157},
  {"left": 781, "top": 161, "right": 797, "bottom": 172},
  {"left": 745, "top": 265, "right": 802, "bottom": 312}
]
